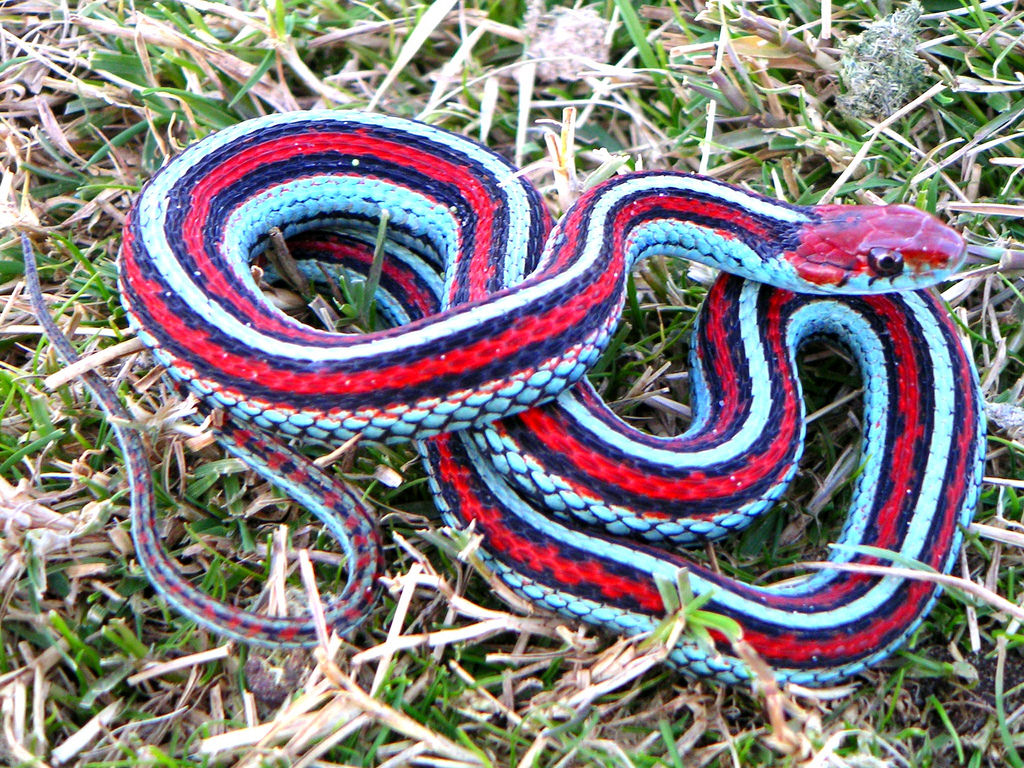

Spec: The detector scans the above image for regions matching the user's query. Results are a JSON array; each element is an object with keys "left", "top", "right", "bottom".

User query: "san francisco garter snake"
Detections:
[{"left": 25, "top": 110, "right": 985, "bottom": 686}]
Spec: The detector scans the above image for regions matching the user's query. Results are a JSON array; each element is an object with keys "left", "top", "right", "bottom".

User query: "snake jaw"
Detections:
[{"left": 790, "top": 203, "right": 966, "bottom": 291}]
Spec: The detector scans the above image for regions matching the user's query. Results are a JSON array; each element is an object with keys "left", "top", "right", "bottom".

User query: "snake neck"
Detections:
[{"left": 538, "top": 171, "right": 964, "bottom": 295}]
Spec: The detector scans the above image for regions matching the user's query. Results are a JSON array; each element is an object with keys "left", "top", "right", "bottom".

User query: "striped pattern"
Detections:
[
  {"left": 427, "top": 279, "right": 983, "bottom": 685},
  {"left": 109, "top": 111, "right": 985, "bottom": 685},
  {"left": 23, "top": 234, "right": 381, "bottom": 646}
]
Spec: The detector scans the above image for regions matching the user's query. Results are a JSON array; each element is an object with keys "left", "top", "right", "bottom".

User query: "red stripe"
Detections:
[
  {"left": 578, "top": 181, "right": 770, "bottom": 241},
  {"left": 124, "top": 253, "right": 618, "bottom": 397},
  {"left": 289, "top": 235, "right": 440, "bottom": 318},
  {"left": 435, "top": 435, "right": 666, "bottom": 612},
  {"left": 734, "top": 579, "right": 934, "bottom": 664}
]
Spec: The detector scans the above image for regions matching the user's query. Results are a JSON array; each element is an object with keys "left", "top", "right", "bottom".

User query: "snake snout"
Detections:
[{"left": 897, "top": 205, "right": 967, "bottom": 275}]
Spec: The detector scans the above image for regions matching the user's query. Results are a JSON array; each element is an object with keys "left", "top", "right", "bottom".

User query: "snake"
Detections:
[{"left": 26, "top": 110, "right": 985, "bottom": 687}]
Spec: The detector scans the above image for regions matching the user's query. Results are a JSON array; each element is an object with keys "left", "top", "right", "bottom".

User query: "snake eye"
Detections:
[{"left": 868, "top": 247, "right": 904, "bottom": 277}]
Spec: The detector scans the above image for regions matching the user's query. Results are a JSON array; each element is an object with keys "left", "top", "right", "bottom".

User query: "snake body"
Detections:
[{"left": 47, "top": 110, "right": 986, "bottom": 686}]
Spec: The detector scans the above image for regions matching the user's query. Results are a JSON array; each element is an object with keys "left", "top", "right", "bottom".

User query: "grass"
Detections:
[{"left": 2, "top": 0, "right": 1024, "bottom": 765}]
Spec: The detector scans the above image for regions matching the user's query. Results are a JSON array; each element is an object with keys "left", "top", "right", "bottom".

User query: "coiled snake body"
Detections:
[{"left": 32, "top": 111, "right": 985, "bottom": 686}]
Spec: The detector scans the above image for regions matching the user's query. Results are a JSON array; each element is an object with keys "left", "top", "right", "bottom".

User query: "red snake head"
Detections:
[{"left": 789, "top": 204, "right": 966, "bottom": 290}]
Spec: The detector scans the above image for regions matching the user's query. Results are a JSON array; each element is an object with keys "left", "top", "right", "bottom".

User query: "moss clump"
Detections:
[{"left": 837, "top": 2, "right": 931, "bottom": 120}]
